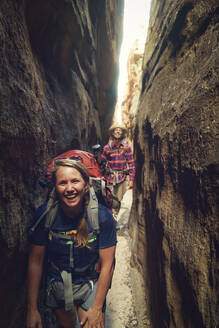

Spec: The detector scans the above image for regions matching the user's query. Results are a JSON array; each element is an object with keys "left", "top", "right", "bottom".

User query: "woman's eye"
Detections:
[{"left": 71, "top": 180, "right": 79, "bottom": 184}]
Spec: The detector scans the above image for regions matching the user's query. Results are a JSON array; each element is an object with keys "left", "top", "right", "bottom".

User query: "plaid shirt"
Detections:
[{"left": 101, "top": 137, "right": 136, "bottom": 184}]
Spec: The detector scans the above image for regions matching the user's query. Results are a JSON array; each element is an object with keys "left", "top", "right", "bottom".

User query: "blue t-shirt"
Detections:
[{"left": 29, "top": 203, "right": 117, "bottom": 283}]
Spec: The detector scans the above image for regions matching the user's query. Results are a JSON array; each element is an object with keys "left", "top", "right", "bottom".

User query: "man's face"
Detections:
[{"left": 113, "top": 127, "right": 123, "bottom": 139}]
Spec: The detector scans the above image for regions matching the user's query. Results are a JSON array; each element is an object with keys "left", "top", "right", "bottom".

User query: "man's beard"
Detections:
[{"left": 113, "top": 135, "right": 123, "bottom": 140}]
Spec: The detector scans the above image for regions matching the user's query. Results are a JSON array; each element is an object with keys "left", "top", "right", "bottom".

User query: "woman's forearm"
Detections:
[
  {"left": 27, "top": 262, "right": 43, "bottom": 310},
  {"left": 92, "top": 263, "right": 114, "bottom": 310},
  {"left": 92, "top": 246, "right": 116, "bottom": 310},
  {"left": 27, "top": 245, "right": 45, "bottom": 310}
]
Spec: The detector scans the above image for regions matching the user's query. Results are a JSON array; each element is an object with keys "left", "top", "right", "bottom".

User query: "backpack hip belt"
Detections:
[{"left": 107, "top": 169, "right": 128, "bottom": 186}]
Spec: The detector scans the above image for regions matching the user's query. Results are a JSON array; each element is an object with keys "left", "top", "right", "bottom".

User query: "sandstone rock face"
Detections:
[
  {"left": 122, "top": 39, "right": 144, "bottom": 140},
  {"left": 0, "top": 0, "right": 123, "bottom": 326},
  {"left": 130, "top": 0, "right": 219, "bottom": 327}
]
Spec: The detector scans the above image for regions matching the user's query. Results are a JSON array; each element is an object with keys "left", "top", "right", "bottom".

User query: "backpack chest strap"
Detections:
[{"left": 49, "top": 230, "right": 76, "bottom": 241}]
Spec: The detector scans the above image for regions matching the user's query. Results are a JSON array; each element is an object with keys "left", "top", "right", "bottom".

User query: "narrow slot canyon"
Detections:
[{"left": 0, "top": 1, "right": 218, "bottom": 328}]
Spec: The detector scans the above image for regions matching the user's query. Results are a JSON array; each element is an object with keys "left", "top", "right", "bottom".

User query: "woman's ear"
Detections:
[{"left": 84, "top": 184, "right": 89, "bottom": 193}]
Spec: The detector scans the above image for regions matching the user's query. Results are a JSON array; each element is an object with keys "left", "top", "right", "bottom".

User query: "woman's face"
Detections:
[{"left": 55, "top": 166, "right": 88, "bottom": 216}]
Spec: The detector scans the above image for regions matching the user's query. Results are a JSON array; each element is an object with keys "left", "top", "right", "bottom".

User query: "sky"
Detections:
[{"left": 116, "top": 0, "right": 152, "bottom": 123}]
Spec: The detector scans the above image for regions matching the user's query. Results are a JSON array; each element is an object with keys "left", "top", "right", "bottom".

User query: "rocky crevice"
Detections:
[{"left": 0, "top": 1, "right": 123, "bottom": 326}]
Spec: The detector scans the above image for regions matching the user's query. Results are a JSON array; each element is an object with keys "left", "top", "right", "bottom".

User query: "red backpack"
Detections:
[{"left": 46, "top": 149, "right": 103, "bottom": 179}]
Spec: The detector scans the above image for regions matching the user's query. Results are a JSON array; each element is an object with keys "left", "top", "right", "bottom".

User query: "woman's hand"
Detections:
[
  {"left": 128, "top": 180, "right": 133, "bottom": 189},
  {"left": 26, "top": 308, "right": 42, "bottom": 328},
  {"left": 80, "top": 305, "right": 104, "bottom": 328}
]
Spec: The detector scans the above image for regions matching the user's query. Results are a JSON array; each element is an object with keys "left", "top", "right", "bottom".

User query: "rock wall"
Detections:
[
  {"left": 0, "top": 0, "right": 123, "bottom": 326},
  {"left": 122, "top": 39, "right": 144, "bottom": 140},
  {"left": 130, "top": 0, "right": 219, "bottom": 327}
]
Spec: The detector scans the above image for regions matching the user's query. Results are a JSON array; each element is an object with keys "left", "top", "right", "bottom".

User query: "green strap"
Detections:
[
  {"left": 69, "top": 243, "right": 74, "bottom": 269},
  {"left": 87, "top": 185, "right": 99, "bottom": 232},
  {"left": 29, "top": 201, "right": 58, "bottom": 233},
  {"left": 49, "top": 231, "right": 76, "bottom": 241},
  {"left": 45, "top": 202, "right": 59, "bottom": 230}
]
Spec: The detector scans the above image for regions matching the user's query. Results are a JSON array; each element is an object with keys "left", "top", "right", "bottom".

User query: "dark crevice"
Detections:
[
  {"left": 88, "top": 123, "right": 100, "bottom": 149},
  {"left": 142, "top": 118, "right": 153, "bottom": 155},
  {"left": 171, "top": 261, "right": 204, "bottom": 327},
  {"left": 187, "top": 6, "right": 219, "bottom": 49},
  {"left": 141, "top": 39, "right": 167, "bottom": 93},
  {"left": 142, "top": 2, "right": 194, "bottom": 92},
  {"left": 153, "top": 135, "right": 165, "bottom": 190},
  {"left": 168, "top": 2, "right": 194, "bottom": 56},
  {"left": 141, "top": 70, "right": 150, "bottom": 93},
  {"left": 145, "top": 195, "right": 170, "bottom": 328},
  {"left": 134, "top": 125, "right": 144, "bottom": 193},
  {"left": 153, "top": 66, "right": 164, "bottom": 80}
]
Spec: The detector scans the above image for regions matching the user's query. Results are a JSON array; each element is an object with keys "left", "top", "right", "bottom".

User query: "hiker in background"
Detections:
[
  {"left": 26, "top": 159, "right": 117, "bottom": 328},
  {"left": 101, "top": 123, "right": 136, "bottom": 211}
]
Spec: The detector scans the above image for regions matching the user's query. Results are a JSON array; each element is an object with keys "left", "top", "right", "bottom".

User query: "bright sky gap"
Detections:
[{"left": 116, "top": 0, "right": 152, "bottom": 124}]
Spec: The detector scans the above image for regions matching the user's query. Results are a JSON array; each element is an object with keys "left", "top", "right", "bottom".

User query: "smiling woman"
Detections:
[{"left": 26, "top": 159, "right": 117, "bottom": 328}]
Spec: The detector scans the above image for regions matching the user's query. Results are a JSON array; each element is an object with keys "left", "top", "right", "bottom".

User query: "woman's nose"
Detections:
[{"left": 66, "top": 182, "right": 74, "bottom": 191}]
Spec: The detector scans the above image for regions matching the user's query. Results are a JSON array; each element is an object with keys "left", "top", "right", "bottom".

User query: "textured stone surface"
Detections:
[
  {"left": 0, "top": 0, "right": 123, "bottom": 326},
  {"left": 122, "top": 39, "right": 144, "bottom": 139},
  {"left": 130, "top": 0, "right": 219, "bottom": 327}
]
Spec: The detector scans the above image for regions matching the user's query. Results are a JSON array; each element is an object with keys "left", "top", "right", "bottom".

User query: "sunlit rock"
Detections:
[{"left": 122, "top": 38, "right": 144, "bottom": 140}]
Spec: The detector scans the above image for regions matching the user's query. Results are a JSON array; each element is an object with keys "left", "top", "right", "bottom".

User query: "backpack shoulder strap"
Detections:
[
  {"left": 29, "top": 201, "right": 59, "bottom": 234},
  {"left": 29, "top": 188, "right": 59, "bottom": 234},
  {"left": 29, "top": 206, "right": 50, "bottom": 234},
  {"left": 44, "top": 201, "right": 59, "bottom": 230},
  {"left": 87, "top": 184, "right": 100, "bottom": 233}
]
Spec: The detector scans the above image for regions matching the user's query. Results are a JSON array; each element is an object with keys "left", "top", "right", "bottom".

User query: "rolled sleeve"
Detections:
[
  {"left": 98, "top": 205, "right": 117, "bottom": 249},
  {"left": 28, "top": 204, "right": 48, "bottom": 246}
]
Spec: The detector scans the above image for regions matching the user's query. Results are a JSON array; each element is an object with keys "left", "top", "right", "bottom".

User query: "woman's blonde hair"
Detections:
[{"left": 52, "top": 158, "right": 90, "bottom": 247}]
